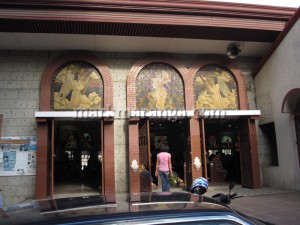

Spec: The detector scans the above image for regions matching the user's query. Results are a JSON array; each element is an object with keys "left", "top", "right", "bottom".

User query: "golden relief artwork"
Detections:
[
  {"left": 147, "top": 70, "right": 171, "bottom": 109},
  {"left": 194, "top": 64, "right": 239, "bottom": 110},
  {"left": 136, "top": 63, "right": 184, "bottom": 110},
  {"left": 52, "top": 62, "right": 103, "bottom": 110}
]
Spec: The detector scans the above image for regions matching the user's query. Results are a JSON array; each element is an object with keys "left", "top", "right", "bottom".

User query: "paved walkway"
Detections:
[
  {"left": 157, "top": 183, "right": 300, "bottom": 225},
  {"left": 207, "top": 184, "right": 300, "bottom": 225},
  {"left": 206, "top": 183, "right": 295, "bottom": 197},
  {"left": 230, "top": 192, "right": 300, "bottom": 225}
]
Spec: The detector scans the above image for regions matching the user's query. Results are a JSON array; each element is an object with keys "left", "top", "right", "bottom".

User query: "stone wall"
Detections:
[
  {"left": 255, "top": 17, "right": 300, "bottom": 190},
  {"left": 0, "top": 51, "right": 51, "bottom": 207},
  {"left": 0, "top": 176, "right": 35, "bottom": 207},
  {"left": 0, "top": 51, "right": 50, "bottom": 136}
]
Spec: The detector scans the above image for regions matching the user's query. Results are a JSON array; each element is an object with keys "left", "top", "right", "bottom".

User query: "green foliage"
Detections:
[{"left": 169, "top": 175, "right": 178, "bottom": 186}]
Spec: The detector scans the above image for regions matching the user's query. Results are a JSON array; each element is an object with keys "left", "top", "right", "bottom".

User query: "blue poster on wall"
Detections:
[
  {"left": 3, "top": 151, "right": 16, "bottom": 171},
  {"left": 27, "top": 137, "right": 37, "bottom": 151}
]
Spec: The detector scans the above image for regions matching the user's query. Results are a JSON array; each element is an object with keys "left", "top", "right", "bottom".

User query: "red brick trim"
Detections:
[
  {"left": 188, "top": 55, "right": 248, "bottom": 110},
  {"left": 40, "top": 51, "right": 113, "bottom": 111},
  {"left": 126, "top": 55, "right": 189, "bottom": 110}
]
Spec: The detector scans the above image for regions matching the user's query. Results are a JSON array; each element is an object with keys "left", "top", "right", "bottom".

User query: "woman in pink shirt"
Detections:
[{"left": 155, "top": 145, "right": 173, "bottom": 192}]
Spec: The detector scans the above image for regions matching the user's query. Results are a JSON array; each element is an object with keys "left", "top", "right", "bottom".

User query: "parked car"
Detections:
[{"left": 1, "top": 190, "right": 272, "bottom": 225}]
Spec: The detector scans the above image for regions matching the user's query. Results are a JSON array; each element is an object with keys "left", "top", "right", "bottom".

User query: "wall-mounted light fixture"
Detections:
[
  {"left": 226, "top": 43, "right": 241, "bottom": 59},
  {"left": 130, "top": 159, "right": 139, "bottom": 173},
  {"left": 193, "top": 157, "right": 201, "bottom": 170}
]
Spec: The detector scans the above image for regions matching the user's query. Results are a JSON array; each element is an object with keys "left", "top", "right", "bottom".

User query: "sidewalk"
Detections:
[
  {"left": 206, "top": 184, "right": 300, "bottom": 225},
  {"left": 162, "top": 183, "right": 300, "bottom": 225},
  {"left": 230, "top": 192, "right": 300, "bottom": 225},
  {"left": 206, "top": 183, "right": 295, "bottom": 197}
]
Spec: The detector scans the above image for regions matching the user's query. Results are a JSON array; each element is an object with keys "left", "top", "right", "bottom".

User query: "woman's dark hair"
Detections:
[{"left": 161, "top": 144, "right": 169, "bottom": 152}]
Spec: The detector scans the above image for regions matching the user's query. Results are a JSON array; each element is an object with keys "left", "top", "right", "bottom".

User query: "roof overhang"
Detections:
[
  {"left": 0, "top": 1, "right": 298, "bottom": 70},
  {"left": 0, "top": 1, "right": 296, "bottom": 42}
]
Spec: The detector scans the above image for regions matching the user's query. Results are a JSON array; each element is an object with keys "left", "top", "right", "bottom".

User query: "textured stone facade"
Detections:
[{"left": 0, "top": 51, "right": 259, "bottom": 206}]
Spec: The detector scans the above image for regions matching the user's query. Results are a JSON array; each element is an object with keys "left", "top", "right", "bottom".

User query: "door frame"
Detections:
[
  {"left": 129, "top": 117, "right": 196, "bottom": 193},
  {"left": 200, "top": 117, "right": 260, "bottom": 188},
  {"left": 36, "top": 118, "right": 115, "bottom": 201},
  {"left": 139, "top": 119, "right": 151, "bottom": 192},
  {"left": 238, "top": 117, "right": 260, "bottom": 188},
  {"left": 50, "top": 120, "right": 104, "bottom": 197}
]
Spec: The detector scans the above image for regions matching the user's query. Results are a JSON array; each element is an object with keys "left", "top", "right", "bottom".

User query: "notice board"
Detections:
[{"left": 0, "top": 136, "right": 37, "bottom": 176}]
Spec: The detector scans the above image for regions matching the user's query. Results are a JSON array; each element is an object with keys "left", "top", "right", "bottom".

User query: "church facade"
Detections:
[{"left": 0, "top": 1, "right": 299, "bottom": 206}]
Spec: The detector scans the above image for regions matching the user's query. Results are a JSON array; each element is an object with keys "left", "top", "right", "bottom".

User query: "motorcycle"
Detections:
[{"left": 211, "top": 182, "right": 240, "bottom": 205}]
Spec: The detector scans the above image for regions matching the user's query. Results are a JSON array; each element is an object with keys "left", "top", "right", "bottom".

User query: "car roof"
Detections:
[{"left": 2, "top": 192, "right": 263, "bottom": 225}]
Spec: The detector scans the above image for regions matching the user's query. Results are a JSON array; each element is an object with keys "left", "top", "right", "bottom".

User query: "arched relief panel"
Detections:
[
  {"left": 194, "top": 64, "right": 239, "bottom": 110},
  {"left": 51, "top": 61, "right": 104, "bottom": 110},
  {"left": 40, "top": 52, "right": 113, "bottom": 111},
  {"left": 189, "top": 56, "right": 248, "bottom": 110},
  {"left": 136, "top": 63, "right": 184, "bottom": 110},
  {"left": 127, "top": 57, "right": 191, "bottom": 110}
]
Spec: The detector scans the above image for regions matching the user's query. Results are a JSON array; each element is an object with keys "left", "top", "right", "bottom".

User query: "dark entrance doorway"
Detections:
[
  {"left": 53, "top": 121, "right": 102, "bottom": 197},
  {"left": 204, "top": 119, "right": 241, "bottom": 184},
  {"left": 149, "top": 119, "right": 190, "bottom": 190}
]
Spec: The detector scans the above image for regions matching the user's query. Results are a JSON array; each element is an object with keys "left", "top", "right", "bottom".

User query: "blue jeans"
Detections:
[{"left": 159, "top": 171, "right": 170, "bottom": 192}]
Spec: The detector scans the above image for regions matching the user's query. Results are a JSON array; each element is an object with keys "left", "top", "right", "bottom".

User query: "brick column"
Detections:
[
  {"left": 103, "top": 119, "right": 116, "bottom": 202},
  {"left": 129, "top": 120, "right": 140, "bottom": 193},
  {"left": 189, "top": 117, "right": 202, "bottom": 181},
  {"left": 36, "top": 120, "right": 48, "bottom": 199},
  {"left": 249, "top": 118, "right": 261, "bottom": 188}
]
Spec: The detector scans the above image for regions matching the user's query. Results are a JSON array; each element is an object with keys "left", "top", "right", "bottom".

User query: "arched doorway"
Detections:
[
  {"left": 127, "top": 57, "right": 194, "bottom": 193},
  {"left": 127, "top": 55, "right": 261, "bottom": 193},
  {"left": 35, "top": 53, "right": 115, "bottom": 201},
  {"left": 282, "top": 88, "right": 300, "bottom": 169},
  {"left": 190, "top": 58, "right": 261, "bottom": 188}
]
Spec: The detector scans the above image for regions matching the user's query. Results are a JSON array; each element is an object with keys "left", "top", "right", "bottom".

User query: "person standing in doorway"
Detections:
[
  {"left": 155, "top": 144, "right": 173, "bottom": 192},
  {"left": 211, "top": 151, "right": 228, "bottom": 179}
]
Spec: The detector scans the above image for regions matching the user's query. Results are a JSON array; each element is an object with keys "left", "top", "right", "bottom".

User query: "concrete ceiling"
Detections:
[{"left": 0, "top": 32, "right": 271, "bottom": 57}]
